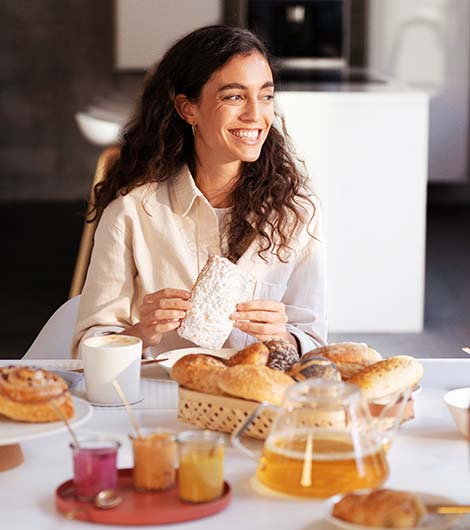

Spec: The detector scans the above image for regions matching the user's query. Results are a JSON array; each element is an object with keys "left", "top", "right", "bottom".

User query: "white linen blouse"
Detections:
[{"left": 72, "top": 165, "right": 327, "bottom": 358}]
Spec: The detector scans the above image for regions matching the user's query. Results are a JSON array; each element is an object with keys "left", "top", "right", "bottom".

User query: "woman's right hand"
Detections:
[{"left": 122, "top": 288, "right": 192, "bottom": 349}]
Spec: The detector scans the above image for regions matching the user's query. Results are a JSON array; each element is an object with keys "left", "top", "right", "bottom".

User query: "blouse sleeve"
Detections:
[
  {"left": 283, "top": 202, "right": 328, "bottom": 354},
  {"left": 71, "top": 201, "right": 137, "bottom": 358}
]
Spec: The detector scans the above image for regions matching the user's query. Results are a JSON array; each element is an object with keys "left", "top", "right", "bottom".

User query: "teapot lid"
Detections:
[{"left": 284, "top": 378, "right": 361, "bottom": 405}]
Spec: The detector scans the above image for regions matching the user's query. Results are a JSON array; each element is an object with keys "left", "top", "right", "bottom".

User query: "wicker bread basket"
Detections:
[
  {"left": 177, "top": 386, "right": 356, "bottom": 440},
  {"left": 177, "top": 386, "right": 276, "bottom": 440},
  {"left": 177, "top": 386, "right": 415, "bottom": 440}
]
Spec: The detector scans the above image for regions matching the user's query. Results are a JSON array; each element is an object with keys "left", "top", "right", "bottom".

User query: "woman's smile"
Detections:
[{"left": 228, "top": 128, "right": 263, "bottom": 144}]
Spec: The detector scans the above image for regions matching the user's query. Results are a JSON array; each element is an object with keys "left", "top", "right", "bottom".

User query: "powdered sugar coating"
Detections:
[{"left": 177, "top": 255, "right": 255, "bottom": 350}]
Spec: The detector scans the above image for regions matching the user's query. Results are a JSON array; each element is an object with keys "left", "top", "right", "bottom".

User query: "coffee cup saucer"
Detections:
[{"left": 86, "top": 395, "right": 144, "bottom": 408}]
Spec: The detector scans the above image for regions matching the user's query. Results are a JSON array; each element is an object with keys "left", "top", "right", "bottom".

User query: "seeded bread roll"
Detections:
[
  {"left": 264, "top": 338, "right": 299, "bottom": 372},
  {"left": 177, "top": 255, "right": 255, "bottom": 350},
  {"left": 217, "top": 365, "right": 294, "bottom": 406},
  {"left": 288, "top": 356, "right": 341, "bottom": 382},
  {"left": 170, "top": 354, "right": 227, "bottom": 395},
  {"left": 226, "top": 342, "right": 270, "bottom": 367},
  {"left": 332, "top": 489, "right": 427, "bottom": 528},
  {"left": 306, "top": 342, "right": 382, "bottom": 380},
  {"left": 348, "top": 355, "right": 423, "bottom": 400},
  {"left": 0, "top": 366, "right": 74, "bottom": 422}
]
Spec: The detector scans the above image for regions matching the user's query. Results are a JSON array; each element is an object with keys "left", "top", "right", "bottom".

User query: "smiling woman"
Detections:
[{"left": 72, "top": 25, "right": 327, "bottom": 359}]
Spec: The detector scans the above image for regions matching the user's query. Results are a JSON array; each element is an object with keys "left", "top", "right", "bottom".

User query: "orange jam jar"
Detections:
[
  {"left": 177, "top": 430, "right": 224, "bottom": 503},
  {"left": 131, "top": 429, "right": 176, "bottom": 491}
]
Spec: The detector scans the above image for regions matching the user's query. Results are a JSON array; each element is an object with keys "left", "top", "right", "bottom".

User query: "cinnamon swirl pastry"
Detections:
[{"left": 0, "top": 366, "right": 74, "bottom": 422}]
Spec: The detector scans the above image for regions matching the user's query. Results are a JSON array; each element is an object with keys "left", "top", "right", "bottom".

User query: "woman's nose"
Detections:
[{"left": 240, "top": 98, "right": 261, "bottom": 122}]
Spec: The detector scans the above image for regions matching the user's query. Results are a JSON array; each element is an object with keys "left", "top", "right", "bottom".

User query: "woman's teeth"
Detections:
[{"left": 230, "top": 129, "right": 260, "bottom": 140}]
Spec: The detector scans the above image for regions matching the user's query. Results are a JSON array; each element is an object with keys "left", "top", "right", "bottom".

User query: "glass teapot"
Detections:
[{"left": 232, "top": 378, "right": 411, "bottom": 498}]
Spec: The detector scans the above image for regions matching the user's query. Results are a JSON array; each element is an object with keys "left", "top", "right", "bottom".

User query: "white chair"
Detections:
[{"left": 22, "top": 296, "right": 80, "bottom": 359}]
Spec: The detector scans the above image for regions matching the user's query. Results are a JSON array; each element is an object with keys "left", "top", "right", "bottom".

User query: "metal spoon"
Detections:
[{"left": 94, "top": 490, "right": 122, "bottom": 510}]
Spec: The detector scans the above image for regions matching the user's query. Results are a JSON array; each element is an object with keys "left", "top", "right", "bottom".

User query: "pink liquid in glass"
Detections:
[{"left": 71, "top": 440, "right": 119, "bottom": 500}]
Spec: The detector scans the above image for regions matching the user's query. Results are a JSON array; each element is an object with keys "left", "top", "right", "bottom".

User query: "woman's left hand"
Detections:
[{"left": 231, "top": 299, "right": 296, "bottom": 345}]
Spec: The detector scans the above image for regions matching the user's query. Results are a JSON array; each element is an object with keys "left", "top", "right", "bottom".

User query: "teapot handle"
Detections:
[
  {"left": 370, "top": 386, "right": 413, "bottom": 443},
  {"left": 231, "top": 402, "right": 280, "bottom": 460}
]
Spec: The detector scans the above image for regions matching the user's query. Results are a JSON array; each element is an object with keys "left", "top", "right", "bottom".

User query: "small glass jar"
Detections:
[
  {"left": 130, "top": 428, "right": 176, "bottom": 491},
  {"left": 177, "top": 430, "right": 224, "bottom": 503},
  {"left": 70, "top": 438, "right": 120, "bottom": 501}
]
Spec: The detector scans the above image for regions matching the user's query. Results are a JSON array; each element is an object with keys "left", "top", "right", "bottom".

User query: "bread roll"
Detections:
[
  {"left": 217, "top": 365, "right": 294, "bottom": 406},
  {"left": 306, "top": 342, "right": 382, "bottom": 379},
  {"left": 226, "top": 342, "right": 269, "bottom": 367},
  {"left": 263, "top": 338, "right": 299, "bottom": 372},
  {"left": 288, "top": 356, "right": 341, "bottom": 382},
  {"left": 348, "top": 355, "right": 423, "bottom": 400},
  {"left": 0, "top": 366, "right": 74, "bottom": 422},
  {"left": 177, "top": 255, "right": 255, "bottom": 350},
  {"left": 170, "top": 354, "right": 227, "bottom": 395},
  {"left": 332, "top": 489, "right": 427, "bottom": 528}
]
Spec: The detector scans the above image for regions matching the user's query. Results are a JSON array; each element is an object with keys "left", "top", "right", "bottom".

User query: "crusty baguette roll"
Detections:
[
  {"left": 177, "top": 255, "right": 255, "bottom": 350},
  {"left": 226, "top": 342, "right": 269, "bottom": 367},
  {"left": 332, "top": 489, "right": 427, "bottom": 528},
  {"left": 170, "top": 354, "right": 227, "bottom": 395},
  {"left": 217, "top": 365, "right": 294, "bottom": 406},
  {"left": 306, "top": 342, "right": 382, "bottom": 380},
  {"left": 348, "top": 355, "right": 423, "bottom": 400},
  {"left": 0, "top": 366, "right": 74, "bottom": 422}
]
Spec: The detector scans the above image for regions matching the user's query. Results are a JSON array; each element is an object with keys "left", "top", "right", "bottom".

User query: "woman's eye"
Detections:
[
  {"left": 224, "top": 94, "right": 242, "bottom": 101},
  {"left": 262, "top": 94, "right": 274, "bottom": 101}
]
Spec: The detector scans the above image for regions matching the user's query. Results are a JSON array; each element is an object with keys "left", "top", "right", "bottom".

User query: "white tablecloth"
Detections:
[{"left": 1, "top": 360, "right": 469, "bottom": 529}]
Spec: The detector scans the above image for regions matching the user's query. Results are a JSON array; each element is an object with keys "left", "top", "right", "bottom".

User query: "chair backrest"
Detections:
[
  {"left": 69, "top": 146, "right": 120, "bottom": 298},
  {"left": 23, "top": 296, "right": 81, "bottom": 359}
]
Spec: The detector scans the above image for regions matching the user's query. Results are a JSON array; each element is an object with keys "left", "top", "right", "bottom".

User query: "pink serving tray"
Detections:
[{"left": 56, "top": 468, "right": 231, "bottom": 525}]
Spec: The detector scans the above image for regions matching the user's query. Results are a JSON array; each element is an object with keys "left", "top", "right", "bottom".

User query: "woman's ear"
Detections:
[{"left": 174, "top": 94, "right": 197, "bottom": 125}]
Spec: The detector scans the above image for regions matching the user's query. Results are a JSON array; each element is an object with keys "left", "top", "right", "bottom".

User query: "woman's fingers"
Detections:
[
  {"left": 234, "top": 320, "right": 287, "bottom": 336},
  {"left": 236, "top": 299, "right": 285, "bottom": 313},
  {"left": 141, "top": 298, "right": 192, "bottom": 317},
  {"left": 145, "top": 309, "right": 186, "bottom": 322},
  {"left": 232, "top": 309, "right": 288, "bottom": 324},
  {"left": 143, "top": 289, "right": 191, "bottom": 305}
]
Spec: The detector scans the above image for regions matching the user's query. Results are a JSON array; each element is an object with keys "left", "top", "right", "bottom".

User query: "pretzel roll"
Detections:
[
  {"left": 226, "top": 342, "right": 269, "bottom": 367},
  {"left": 0, "top": 366, "right": 74, "bottom": 422},
  {"left": 170, "top": 354, "right": 227, "bottom": 395},
  {"left": 217, "top": 365, "right": 294, "bottom": 406},
  {"left": 348, "top": 355, "right": 423, "bottom": 400},
  {"left": 306, "top": 342, "right": 382, "bottom": 380}
]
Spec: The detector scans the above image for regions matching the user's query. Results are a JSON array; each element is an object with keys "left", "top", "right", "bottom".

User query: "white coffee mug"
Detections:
[{"left": 81, "top": 334, "right": 142, "bottom": 405}]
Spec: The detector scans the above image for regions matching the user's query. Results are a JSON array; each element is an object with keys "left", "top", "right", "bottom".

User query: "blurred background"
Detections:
[{"left": 1, "top": 0, "right": 469, "bottom": 360}]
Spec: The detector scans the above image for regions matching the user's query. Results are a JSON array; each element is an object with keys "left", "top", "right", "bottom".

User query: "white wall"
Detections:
[
  {"left": 115, "top": 0, "right": 222, "bottom": 69},
  {"left": 368, "top": 0, "right": 470, "bottom": 183}
]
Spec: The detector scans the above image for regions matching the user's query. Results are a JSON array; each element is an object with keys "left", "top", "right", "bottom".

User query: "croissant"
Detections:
[
  {"left": 332, "top": 489, "right": 427, "bottom": 528},
  {"left": 0, "top": 366, "right": 74, "bottom": 422}
]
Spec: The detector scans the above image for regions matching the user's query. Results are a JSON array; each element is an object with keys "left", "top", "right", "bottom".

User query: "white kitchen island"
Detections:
[{"left": 276, "top": 84, "right": 429, "bottom": 333}]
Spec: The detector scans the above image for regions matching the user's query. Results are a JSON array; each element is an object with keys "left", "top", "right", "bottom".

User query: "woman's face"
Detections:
[{"left": 192, "top": 52, "right": 275, "bottom": 166}]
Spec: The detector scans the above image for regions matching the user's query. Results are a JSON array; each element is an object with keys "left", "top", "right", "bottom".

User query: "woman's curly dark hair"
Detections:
[{"left": 90, "top": 25, "right": 315, "bottom": 263}]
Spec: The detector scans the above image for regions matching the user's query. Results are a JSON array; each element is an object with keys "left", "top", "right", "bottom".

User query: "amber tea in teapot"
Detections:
[
  {"left": 233, "top": 379, "right": 408, "bottom": 498},
  {"left": 257, "top": 430, "right": 388, "bottom": 498}
]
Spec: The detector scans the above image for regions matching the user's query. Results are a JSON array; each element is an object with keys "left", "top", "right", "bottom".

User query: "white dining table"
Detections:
[{"left": 1, "top": 359, "right": 469, "bottom": 530}]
